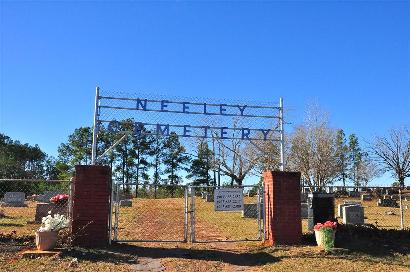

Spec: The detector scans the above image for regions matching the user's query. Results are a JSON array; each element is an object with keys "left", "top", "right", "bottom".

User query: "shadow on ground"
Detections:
[{"left": 60, "top": 244, "right": 280, "bottom": 266}]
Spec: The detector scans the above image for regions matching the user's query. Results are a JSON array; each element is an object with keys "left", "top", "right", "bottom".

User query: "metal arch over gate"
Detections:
[{"left": 90, "top": 87, "right": 286, "bottom": 169}]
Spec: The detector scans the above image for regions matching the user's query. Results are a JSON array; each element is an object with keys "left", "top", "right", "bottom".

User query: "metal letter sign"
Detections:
[
  {"left": 91, "top": 87, "right": 286, "bottom": 170},
  {"left": 214, "top": 188, "right": 244, "bottom": 211}
]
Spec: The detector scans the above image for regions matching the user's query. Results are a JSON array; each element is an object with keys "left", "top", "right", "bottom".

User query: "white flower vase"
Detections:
[
  {"left": 36, "top": 231, "right": 58, "bottom": 251},
  {"left": 314, "top": 229, "right": 336, "bottom": 248}
]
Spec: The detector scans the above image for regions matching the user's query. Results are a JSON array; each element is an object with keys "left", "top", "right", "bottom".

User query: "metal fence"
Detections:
[
  {"left": 190, "top": 185, "right": 264, "bottom": 242},
  {"left": 112, "top": 182, "right": 188, "bottom": 242},
  {"left": 111, "top": 183, "right": 264, "bottom": 243},
  {"left": 301, "top": 186, "right": 410, "bottom": 231},
  {"left": 0, "top": 179, "right": 72, "bottom": 238}
]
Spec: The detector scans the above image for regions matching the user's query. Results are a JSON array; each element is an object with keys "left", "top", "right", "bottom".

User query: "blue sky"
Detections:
[{"left": 1, "top": 1, "right": 409, "bottom": 185}]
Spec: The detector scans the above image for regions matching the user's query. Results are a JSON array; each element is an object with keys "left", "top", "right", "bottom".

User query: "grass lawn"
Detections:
[{"left": 0, "top": 195, "right": 409, "bottom": 271}]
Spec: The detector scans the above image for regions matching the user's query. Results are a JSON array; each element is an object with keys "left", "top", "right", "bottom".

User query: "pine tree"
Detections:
[
  {"left": 335, "top": 129, "right": 349, "bottom": 188},
  {"left": 186, "top": 140, "right": 213, "bottom": 186},
  {"left": 348, "top": 134, "right": 363, "bottom": 187},
  {"left": 162, "top": 132, "right": 190, "bottom": 195}
]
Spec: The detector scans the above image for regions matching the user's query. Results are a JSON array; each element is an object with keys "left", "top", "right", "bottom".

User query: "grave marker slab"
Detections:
[
  {"left": 361, "top": 194, "right": 372, "bottom": 201},
  {"left": 338, "top": 202, "right": 361, "bottom": 218},
  {"left": 343, "top": 205, "right": 364, "bottom": 225},
  {"left": 120, "top": 199, "right": 132, "bottom": 207},
  {"left": 2, "top": 192, "right": 26, "bottom": 207},
  {"left": 301, "top": 203, "right": 308, "bottom": 219}
]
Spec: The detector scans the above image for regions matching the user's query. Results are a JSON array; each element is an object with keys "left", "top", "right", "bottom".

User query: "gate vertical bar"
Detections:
[
  {"left": 279, "top": 97, "right": 285, "bottom": 171},
  {"left": 184, "top": 187, "right": 188, "bottom": 242},
  {"left": 257, "top": 187, "right": 261, "bottom": 240},
  {"left": 262, "top": 184, "right": 266, "bottom": 240},
  {"left": 190, "top": 187, "right": 196, "bottom": 242},
  {"left": 91, "top": 86, "right": 100, "bottom": 165},
  {"left": 114, "top": 183, "right": 119, "bottom": 241},
  {"left": 108, "top": 179, "right": 114, "bottom": 244}
]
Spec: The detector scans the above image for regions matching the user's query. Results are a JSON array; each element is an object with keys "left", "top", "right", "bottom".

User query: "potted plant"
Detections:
[
  {"left": 36, "top": 212, "right": 69, "bottom": 251},
  {"left": 314, "top": 220, "right": 337, "bottom": 252}
]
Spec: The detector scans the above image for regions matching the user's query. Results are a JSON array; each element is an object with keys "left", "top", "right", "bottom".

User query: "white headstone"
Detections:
[{"left": 343, "top": 205, "right": 364, "bottom": 225}]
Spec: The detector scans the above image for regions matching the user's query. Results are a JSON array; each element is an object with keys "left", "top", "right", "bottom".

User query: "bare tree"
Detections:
[
  {"left": 370, "top": 127, "right": 410, "bottom": 188},
  {"left": 288, "top": 104, "right": 338, "bottom": 190}
]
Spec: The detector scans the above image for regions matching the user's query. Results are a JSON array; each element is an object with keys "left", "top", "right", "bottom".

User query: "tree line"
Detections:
[{"left": 1, "top": 105, "right": 409, "bottom": 190}]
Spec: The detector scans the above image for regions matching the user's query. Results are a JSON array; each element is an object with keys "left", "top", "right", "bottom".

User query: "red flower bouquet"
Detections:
[
  {"left": 314, "top": 220, "right": 337, "bottom": 231},
  {"left": 50, "top": 194, "right": 69, "bottom": 205}
]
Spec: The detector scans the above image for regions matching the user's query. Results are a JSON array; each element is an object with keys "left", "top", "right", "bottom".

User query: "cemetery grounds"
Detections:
[{"left": 0, "top": 188, "right": 409, "bottom": 271}]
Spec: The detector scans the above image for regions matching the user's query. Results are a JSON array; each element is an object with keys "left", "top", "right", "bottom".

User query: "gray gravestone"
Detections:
[
  {"left": 343, "top": 205, "right": 364, "bottom": 225},
  {"left": 348, "top": 191, "right": 360, "bottom": 198},
  {"left": 377, "top": 198, "right": 398, "bottom": 207},
  {"left": 242, "top": 203, "right": 263, "bottom": 218},
  {"left": 2, "top": 192, "right": 26, "bottom": 207},
  {"left": 361, "top": 194, "right": 372, "bottom": 201},
  {"left": 35, "top": 202, "right": 68, "bottom": 223},
  {"left": 301, "top": 202, "right": 308, "bottom": 219},
  {"left": 36, "top": 191, "right": 64, "bottom": 203},
  {"left": 338, "top": 202, "right": 361, "bottom": 218},
  {"left": 120, "top": 199, "right": 132, "bottom": 207}
]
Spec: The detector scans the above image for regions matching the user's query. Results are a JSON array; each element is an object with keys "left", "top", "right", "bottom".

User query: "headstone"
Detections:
[
  {"left": 201, "top": 192, "right": 207, "bottom": 199},
  {"left": 377, "top": 198, "right": 398, "bottom": 207},
  {"left": 300, "top": 193, "right": 308, "bottom": 202},
  {"left": 2, "top": 192, "right": 26, "bottom": 207},
  {"left": 35, "top": 202, "right": 68, "bottom": 223},
  {"left": 343, "top": 205, "right": 364, "bottom": 225},
  {"left": 120, "top": 199, "right": 132, "bottom": 207},
  {"left": 361, "top": 194, "right": 372, "bottom": 201},
  {"left": 36, "top": 191, "right": 64, "bottom": 203},
  {"left": 301, "top": 202, "right": 308, "bottom": 219},
  {"left": 348, "top": 191, "right": 360, "bottom": 198},
  {"left": 307, "top": 193, "right": 334, "bottom": 231},
  {"left": 205, "top": 194, "right": 214, "bottom": 202},
  {"left": 242, "top": 203, "right": 263, "bottom": 218},
  {"left": 338, "top": 202, "right": 361, "bottom": 218},
  {"left": 391, "top": 195, "right": 399, "bottom": 200}
]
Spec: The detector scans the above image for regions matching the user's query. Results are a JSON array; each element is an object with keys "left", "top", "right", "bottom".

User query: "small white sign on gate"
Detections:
[{"left": 214, "top": 188, "right": 244, "bottom": 211}]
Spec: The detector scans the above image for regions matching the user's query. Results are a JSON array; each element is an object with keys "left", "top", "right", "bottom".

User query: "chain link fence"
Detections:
[
  {"left": 112, "top": 182, "right": 188, "bottom": 242},
  {"left": 300, "top": 186, "right": 410, "bottom": 231},
  {"left": 0, "top": 179, "right": 72, "bottom": 239},
  {"left": 190, "top": 185, "right": 263, "bottom": 242},
  {"left": 111, "top": 183, "right": 264, "bottom": 243}
]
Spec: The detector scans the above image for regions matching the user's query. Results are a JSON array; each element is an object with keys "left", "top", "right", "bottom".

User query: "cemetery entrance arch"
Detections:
[{"left": 90, "top": 87, "right": 285, "bottom": 243}]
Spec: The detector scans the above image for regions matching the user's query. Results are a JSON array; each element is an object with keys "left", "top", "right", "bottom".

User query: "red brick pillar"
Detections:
[
  {"left": 264, "top": 171, "right": 302, "bottom": 245},
  {"left": 71, "top": 165, "right": 111, "bottom": 247}
]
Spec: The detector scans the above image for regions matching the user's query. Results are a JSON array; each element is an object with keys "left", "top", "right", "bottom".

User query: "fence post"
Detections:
[
  {"left": 190, "top": 187, "right": 196, "bottom": 243},
  {"left": 399, "top": 189, "right": 404, "bottom": 230}
]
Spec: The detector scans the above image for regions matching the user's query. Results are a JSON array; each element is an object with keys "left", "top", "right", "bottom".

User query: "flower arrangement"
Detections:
[
  {"left": 314, "top": 220, "right": 337, "bottom": 252},
  {"left": 50, "top": 194, "right": 69, "bottom": 205},
  {"left": 38, "top": 212, "right": 70, "bottom": 232},
  {"left": 314, "top": 220, "right": 337, "bottom": 231}
]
